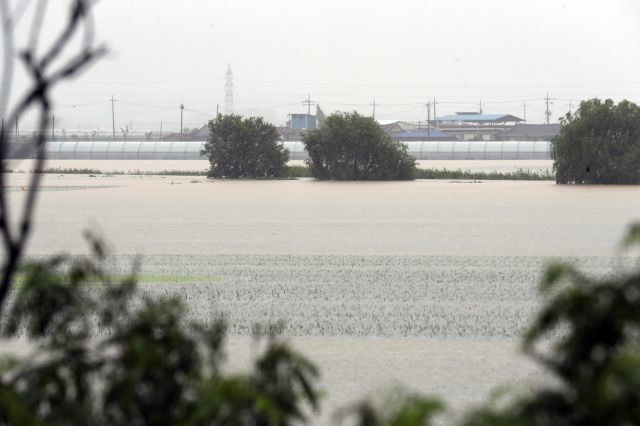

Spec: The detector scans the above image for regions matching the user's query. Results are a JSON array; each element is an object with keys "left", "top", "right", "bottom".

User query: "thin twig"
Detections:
[
  {"left": 28, "top": 0, "right": 48, "bottom": 53},
  {"left": 0, "top": 0, "right": 103, "bottom": 319}
]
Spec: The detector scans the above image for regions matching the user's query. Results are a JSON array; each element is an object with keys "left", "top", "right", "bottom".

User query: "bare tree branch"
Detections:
[
  {"left": 0, "top": 0, "right": 104, "bottom": 318},
  {"left": 28, "top": 0, "right": 48, "bottom": 53},
  {"left": 11, "top": 0, "right": 36, "bottom": 26},
  {"left": 0, "top": 0, "right": 15, "bottom": 121},
  {"left": 0, "top": 0, "right": 17, "bottom": 253}
]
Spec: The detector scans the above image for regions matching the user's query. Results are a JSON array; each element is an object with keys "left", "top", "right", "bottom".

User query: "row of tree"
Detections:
[
  {"left": 203, "top": 112, "right": 416, "bottom": 180},
  {"left": 205, "top": 99, "right": 640, "bottom": 184}
]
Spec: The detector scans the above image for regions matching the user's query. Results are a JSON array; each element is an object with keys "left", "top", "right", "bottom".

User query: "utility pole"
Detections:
[
  {"left": 371, "top": 97, "right": 380, "bottom": 120},
  {"left": 159, "top": 122, "right": 163, "bottom": 140},
  {"left": 545, "top": 93, "right": 552, "bottom": 125},
  {"left": 476, "top": 101, "right": 482, "bottom": 140},
  {"left": 568, "top": 99, "right": 573, "bottom": 115},
  {"left": 302, "top": 94, "right": 315, "bottom": 129},
  {"left": 180, "top": 104, "right": 184, "bottom": 140},
  {"left": 52, "top": 115, "right": 55, "bottom": 141},
  {"left": 15, "top": 116, "right": 18, "bottom": 143},
  {"left": 216, "top": 104, "right": 219, "bottom": 116},
  {"left": 426, "top": 101, "right": 431, "bottom": 140},
  {"left": 521, "top": 100, "right": 529, "bottom": 124},
  {"left": 111, "top": 95, "right": 116, "bottom": 141},
  {"left": 432, "top": 97, "right": 438, "bottom": 128}
]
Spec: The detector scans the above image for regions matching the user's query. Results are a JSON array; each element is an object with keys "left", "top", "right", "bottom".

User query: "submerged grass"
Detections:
[
  {"left": 44, "top": 167, "right": 106, "bottom": 175},
  {"left": 415, "top": 167, "right": 555, "bottom": 181},
  {"left": 285, "top": 165, "right": 312, "bottom": 178},
  {"left": 286, "top": 165, "right": 555, "bottom": 180},
  {"left": 40, "top": 167, "right": 208, "bottom": 176},
  {"left": 39, "top": 166, "right": 306, "bottom": 179},
  {"left": 30, "top": 165, "right": 554, "bottom": 181}
]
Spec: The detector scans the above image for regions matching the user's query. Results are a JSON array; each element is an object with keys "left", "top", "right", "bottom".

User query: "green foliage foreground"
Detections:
[
  {"left": 0, "top": 236, "right": 319, "bottom": 426},
  {"left": 3, "top": 225, "right": 640, "bottom": 425}
]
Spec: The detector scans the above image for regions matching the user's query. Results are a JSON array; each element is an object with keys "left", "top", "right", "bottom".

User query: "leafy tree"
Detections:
[
  {"left": 203, "top": 114, "right": 289, "bottom": 178},
  {"left": 552, "top": 99, "right": 640, "bottom": 184},
  {"left": 303, "top": 112, "right": 416, "bottom": 180}
]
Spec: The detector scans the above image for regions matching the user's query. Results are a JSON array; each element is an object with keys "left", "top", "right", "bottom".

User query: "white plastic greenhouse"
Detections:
[{"left": 44, "top": 140, "right": 551, "bottom": 161}]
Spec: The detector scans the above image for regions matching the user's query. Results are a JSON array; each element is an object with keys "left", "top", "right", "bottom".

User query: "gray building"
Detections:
[
  {"left": 434, "top": 112, "right": 524, "bottom": 141},
  {"left": 495, "top": 123, "right": 560, "bottom": 141},
  {"left": 287, "top": 114, "right": 316, "bottom": 130}
]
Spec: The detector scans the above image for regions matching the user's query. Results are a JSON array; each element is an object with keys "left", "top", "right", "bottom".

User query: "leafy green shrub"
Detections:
[
  {"left": 552, "top": 99, "right": 640, "bottom": 184},
  {"left": 303, "top": 112, "right": 416, "bottom": 180},
  {"left": 203, "top": 114, "right": 289, "bottom": 178}
]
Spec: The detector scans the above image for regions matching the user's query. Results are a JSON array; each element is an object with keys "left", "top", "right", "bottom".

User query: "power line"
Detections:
[
  {"left": 117, "top": 99, "right": 177, "bottom": 111},
  {"left": 183, "top": 107, "right": 214, "bottom": 117},
  {"left": 236, "top": 78, "right": 640, "bottom": 90},
  {"left": 56, "top": 100, "right": 111, "bottom": 109}
]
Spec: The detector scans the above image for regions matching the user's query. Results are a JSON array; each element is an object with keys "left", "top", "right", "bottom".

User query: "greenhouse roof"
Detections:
[{"left": 436, "top": 113, "right": 523, "bottom": 123}]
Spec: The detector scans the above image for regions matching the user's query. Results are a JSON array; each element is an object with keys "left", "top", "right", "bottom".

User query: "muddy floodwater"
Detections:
[
  {"left": 4, "top": 170, "right": 640, "bottom": 423},
  {"left": 7, "top": 173, "right": 638, "bottom": 257}
]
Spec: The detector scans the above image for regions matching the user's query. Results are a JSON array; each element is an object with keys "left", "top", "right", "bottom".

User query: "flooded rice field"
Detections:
[
  {"left": 4, "top": 170, "right": 640, "bottom": 422},
  {"left": 72, "top": 253, "right": 622, "bottom": 339}
]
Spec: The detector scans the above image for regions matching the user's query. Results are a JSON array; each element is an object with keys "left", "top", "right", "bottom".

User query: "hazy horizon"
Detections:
[{"left": 4, "top": 0, "right": 640, "bottom": 132}]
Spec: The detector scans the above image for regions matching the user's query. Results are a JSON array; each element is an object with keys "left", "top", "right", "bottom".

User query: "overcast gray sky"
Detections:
[{"left": 6, "top": 0, "right": 640, "bottom": 132}]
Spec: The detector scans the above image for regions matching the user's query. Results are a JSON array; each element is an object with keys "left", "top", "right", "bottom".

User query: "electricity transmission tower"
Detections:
[{"left": 225, "top": 64, "right": 234, "bottom": 115}]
